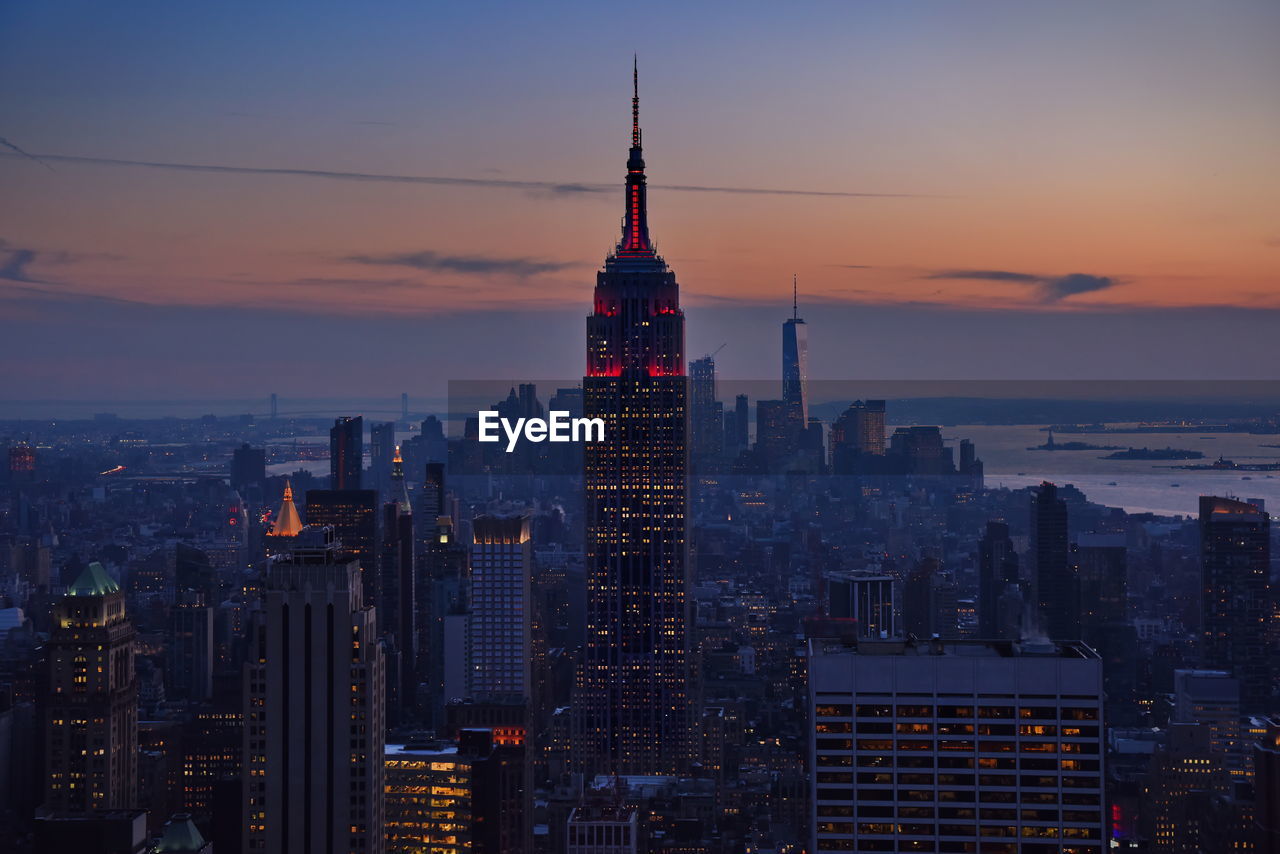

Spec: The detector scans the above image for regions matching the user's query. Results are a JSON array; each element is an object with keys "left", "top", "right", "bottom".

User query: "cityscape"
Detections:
[{"left": 2, "top": 3, "right": 1280, "bottom": 853}]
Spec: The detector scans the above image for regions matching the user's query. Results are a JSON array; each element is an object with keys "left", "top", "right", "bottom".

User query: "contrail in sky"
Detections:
[
  {"left": 0, "top": 137, "right": 55, "bottom": 171},
  {"left": 0, "top": 151, "right": 931, "bottom": 199}
]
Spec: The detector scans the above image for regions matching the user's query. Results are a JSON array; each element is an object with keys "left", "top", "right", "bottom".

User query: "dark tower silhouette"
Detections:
[
  {"left": 369, "top": 420, "right": 396, "bottom": 499},
  {"left": 1200, "top": 496, "right": 1271, "bottom": 713},
  {"left": 781, "top": 274, "right": 808, "bottom": 444},
  {"left": 380, "top": 445, "right": 416, "bottom": 726},
  {"left": 575, "top": 60, "right": 692, "bottom": 777},
  {"left": 689, "top": 355, "right": 723, "bottom": 470},
  {"left": 330, "top": 415, "right": 363, "bottom": 490},
  {"left": 1032, "top": 481, "right": 1079, "bottom": 639},
  {"left": 978, "top": 521, "right": 1020, "bottom": 639}
]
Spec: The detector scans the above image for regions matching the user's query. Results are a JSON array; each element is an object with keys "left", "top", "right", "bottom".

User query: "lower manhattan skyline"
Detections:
[{"left": 1, "top": 4, "right": 1279, "bottom": 854}]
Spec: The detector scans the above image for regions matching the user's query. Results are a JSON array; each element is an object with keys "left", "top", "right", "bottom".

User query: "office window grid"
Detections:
[{"left": 814, "top": 696, "right": 1103, "bottom": 853}]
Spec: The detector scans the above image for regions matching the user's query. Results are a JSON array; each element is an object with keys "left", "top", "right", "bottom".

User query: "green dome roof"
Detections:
[{"left": 67, "top": 562, "right": 121, "bottom": 596}]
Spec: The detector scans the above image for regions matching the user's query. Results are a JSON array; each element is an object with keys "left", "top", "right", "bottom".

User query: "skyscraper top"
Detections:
[
  {"left": 632, "top": 54, "right": 641, "bottom": 149},
  {"left": 268, "top": 479, "right": 303, "bottom": 537},
  {"left": 68, "top": 561, "right": 121, "bottom": 596},
  {"left": 617, "top": 57, "right": 655, "bottom": 259}
]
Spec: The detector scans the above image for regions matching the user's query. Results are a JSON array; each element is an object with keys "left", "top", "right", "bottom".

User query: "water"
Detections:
[{"left": 955, "top": 424, "right": 1279, "bottom": 516}]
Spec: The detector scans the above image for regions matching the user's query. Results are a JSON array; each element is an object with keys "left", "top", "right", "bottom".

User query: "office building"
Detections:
[
  {"left": 1199, "top": 495, "right": 1271, "bottom": 713},
  {"left": 1172, "top": 669, "right": 1244, "bottom": 773},
  {"left": 576, "top": 64, "right": 693, "bottom": 777},
  {"left": 330, "top": 415, "right": 363, "bottom": 490},
  {"left": 242, "top": 527, "right": 385, "bottom": 854},
  {"left": 826, "top": 570, "right": 898, "bottom": 639},
  {"left": 385, "top": 729, "right": 525, "bottom": 854},
  {"left": 304, "top": 487, "right": 379, "bottom": 604},
  {"left": 903, "top": 557, "right": 959, "bottom": 640},
  {"left": 1032, "top": 481, "right": 1078, "bottom": 640},
  {"left": 978, "top": 521, "right": 1020, "bottom": 639},
  {"left": 370, "top": 421, "right": 396, "bottom": 500},
  {"left": 469, "top": 515, "right": 532, "bottom": 703},
  {"left": 230, "top": 443, "right": 266, "bottom": 492},
  {"left": 385, "top": 741, "right": 471, "bottom": 854},
  {"left": 567, "top": 804, "right": 640, "bottom": 854},
  {"left": 808, "top": 636, "right": 1105, "bottom": 853},
  {"left": 43, "top": 562, "right": 138, "bottom": 815},
  {"left": 782, "top": 275, "right": 809, "bottom": 431},
  {"left": 167, "top": 590, "right": 213, "bottom": 703},
  {"left": 888, "top": 425, "right": 954, "bottom": 476},
  {"left": 689, "top": 355, "right": 724, "bottom": 470},
  {"left": 754, "top": 399, "right": 792, "bottom": 470},
  {"left": 380, "top": 446, "right": 416, "bottom": 727},
  {"left": 1255, "top": 716, "right": 1280, "bottom": 854}
]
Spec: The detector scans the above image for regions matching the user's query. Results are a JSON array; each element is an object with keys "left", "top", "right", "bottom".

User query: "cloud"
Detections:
[
  {"left": 0, "top": 151, "right": 926, "bottom": 199},
  {"left": 0, "top": 248, "right": 37, "bottom": 282},
  {"left": 926, "top": 268, "right": 1121, "bottom": 302},
  {"left": 345, "top": 250, "right": 575, "bottom": 278},
  {"left": 1265, "top": 237, "right": 1280, "bottom": 248},
  {"left": 928, "top": 269, "right": 1042, "bottom": 284},
  {"left": 1042, "top": 273, "right": 1116, "bottom": 300}
]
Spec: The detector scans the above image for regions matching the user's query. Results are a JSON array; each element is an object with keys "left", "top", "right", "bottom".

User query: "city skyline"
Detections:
[
  {"left": 1, "top": 10, "right": 1279, "bottom": 851},
  {"left": 3, "top": 1, "right": 1280, "bottom": 397}
]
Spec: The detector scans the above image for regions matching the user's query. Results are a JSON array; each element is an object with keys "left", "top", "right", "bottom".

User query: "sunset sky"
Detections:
[{"left": 2, "top": 1, "right": 1278, "bottom": 401}]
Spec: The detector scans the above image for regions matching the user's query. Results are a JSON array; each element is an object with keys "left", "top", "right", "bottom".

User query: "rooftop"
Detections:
[{"left": 67, "top": 561, "right": 121, "bottom": 596}]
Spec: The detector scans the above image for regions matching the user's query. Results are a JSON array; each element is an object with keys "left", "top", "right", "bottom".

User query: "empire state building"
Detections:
[{"left": 575, "top": 62, "right": 693, "bottom": 776}]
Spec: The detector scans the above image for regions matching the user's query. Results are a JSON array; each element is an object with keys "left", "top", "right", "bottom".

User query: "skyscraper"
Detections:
[
  {"left": 242, "top": 526, "right": 385, "bottom": 854},
  {"left": 781, "top": 274, "right": 808, "bottom": 429},
  {"left": 230, "top": 443, "right": 266, "bottom": 492},
  {"left": 469, "top": 515, "right": 532, "bottom": 703},
  {"left": 304, "top": 487, "right": 379, "bottom": 604},
  {"left": 168, "top": 589, "right": 213, "bottom": 703},
  {"left": 825, "top": 570, "right": 898, "bottom": 639},
  {"left": 43, "top": 562, "right": 138, "bottom": 814},
  {"left": 369, "top": 421, "right": 396, "bottom": 500},
  {"left": 380, "top": 446, "right": 416, "bottom": 726},
  {"left": 329, "top": 415, "right": 363, "bottom": 490},
  {"left": 1199, "top": 495, "right": 1271, "bottom": 713},
  {"left": 576, "top": 62, "right": 692, "bottom": 777},
  {"left": 1032, "top": 481, "right": 1079, "bottom": 640},
  {"left": 267, "top": 479, "right": 304, "bottom": 540},
  {"left": 829, "top": 399, "right": 886, "bottom": 473},
  {"left": 977, "top": 521, "right": 1020, "bottom": 639},
  {"left": 688, "top": 355, "right": 723, "bottom": 470},
  {"left": 808, "top": 636, "right": 1105, "bottom": 852}
]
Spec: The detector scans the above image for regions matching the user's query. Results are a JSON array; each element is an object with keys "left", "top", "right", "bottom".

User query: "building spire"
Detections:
[
  {"left": 793, "top": 274, "right": 799, "bottom": 320},
  {"left": 618, "top": 56, "right": 653, "bottom": 257},
  {"left": 632, "top": 54, "right": 641, "bottom": 149},
  {"left": 268, "top": 479, "right": 303, "bottom": 538},
  {"left": 391, "top": 445, "right": 411, "bottom": 513}
]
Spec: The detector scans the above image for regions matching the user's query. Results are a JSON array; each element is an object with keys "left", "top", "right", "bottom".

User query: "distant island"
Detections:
[
  {"left": 1171, "top": 455, "right": 1280, "bottom": 472},
  {"left": 1102, "top": 447, "right": 1204, "bottom": 461},
  {"left": 1028, "top": 431, "right": 1122, "bottom": 452}
]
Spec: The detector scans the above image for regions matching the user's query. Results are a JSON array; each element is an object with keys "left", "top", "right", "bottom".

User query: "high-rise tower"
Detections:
[
  {"left": 1200, "top": 495, "right": 1271, "bottom": 713},
  {"left": 1032, "top": 481, "right": 1079, "bottom": 640},
  {"left": 43, "top": 563, "right": 138, "bottom": 814},
  {"left": 242, "top": 527, "right": 385, "bottom": 854},
  {"left": 330, "top": 415, "right": 363, "bottom": 490},
  {"left": 576, "top": 60, "right": 693, "bottom": 776},
  {"left": 782, "top": 274, "right": 808, "bottom": 428}
]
